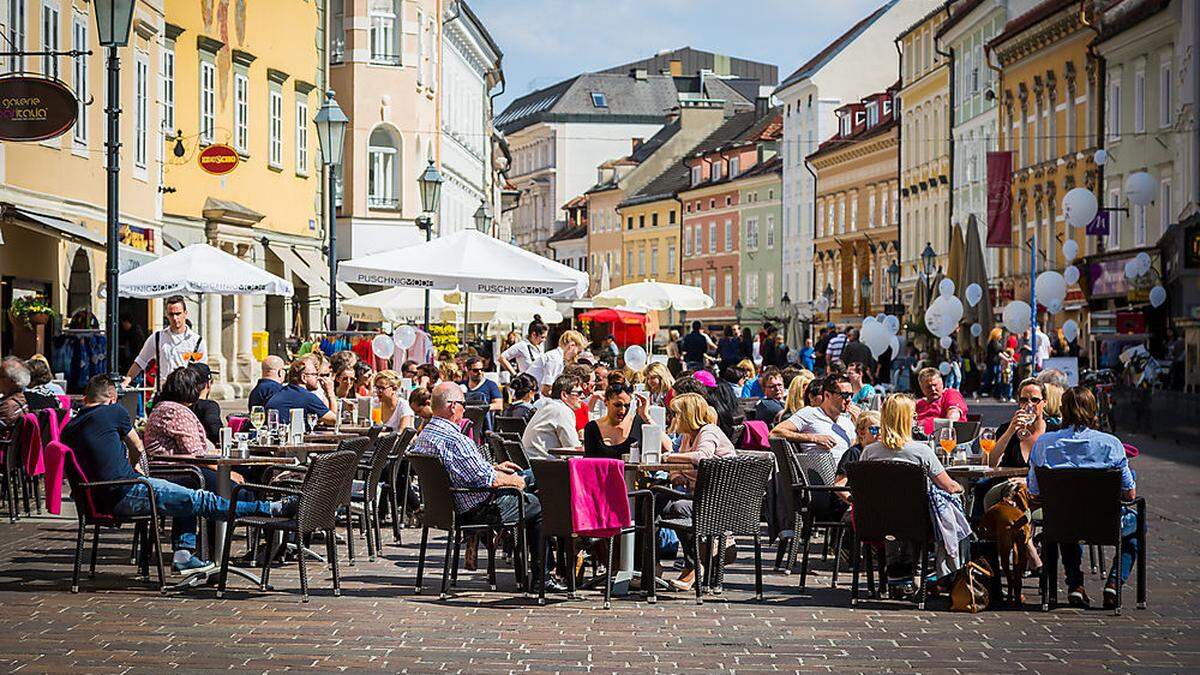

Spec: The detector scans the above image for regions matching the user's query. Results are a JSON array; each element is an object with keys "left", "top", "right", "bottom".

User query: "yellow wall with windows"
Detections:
[
  {"left": 617, "top": 197, "right": 680, "bottom": 285},
  {"left": 162, "top": 0, "right": 323, "bottom": 236}
]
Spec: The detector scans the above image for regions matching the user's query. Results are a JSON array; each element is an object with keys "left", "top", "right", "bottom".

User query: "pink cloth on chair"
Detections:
[
  {"left": 568, "top": 457, "right": 631, "bottom": 538},
  {"left": 739, "top": 420, "right": 771, "bottom": 451},
  {"left": 18, "top": 413, "right": 46, "bottom": 476},
  {"left": 56, "top": 394, "right": 72, "bottom": 412},
  {"left": 45, "top": 407, "right": 68, "bottom": 441},
  {"left": 227, "top": 416, "right": 249, "bottom": 434},
  {"left": 41, "top": 440, "right": 72, "bottom": 515}
]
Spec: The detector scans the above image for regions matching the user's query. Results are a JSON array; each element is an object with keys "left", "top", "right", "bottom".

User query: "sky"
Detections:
[{"left": 469, "top": 0, "right": 891, "bottom": 111}]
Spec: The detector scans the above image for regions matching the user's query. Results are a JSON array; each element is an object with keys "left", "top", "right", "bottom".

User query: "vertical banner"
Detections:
[{"left": 986, "top": 151, "right": 1014, "bottom": 247}]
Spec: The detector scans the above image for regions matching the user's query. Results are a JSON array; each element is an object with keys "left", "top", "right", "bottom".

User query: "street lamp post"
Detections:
[
  {"left": 313, "top": 91, "right": 348, "bottom": 331},
  {"left": 822, "top": 284, "right": 835, "bottom": 324},
  {"left": 416, "top": 159, "right": 443, "bottom": 330},
  {"left": 780, "top": 292, "right": 792, "bottom": 344},
  {"left": 920, "top": 241, "right": 937, "bottom": 307},
  {"left": 94, "top": 0, "right": 136, "bottom": 382},
  {"left": 860, "top": 274, "right": 873, "bottom": 315},
  {"left": 886, "top": 260, "right": 902, "bottom": 316}
]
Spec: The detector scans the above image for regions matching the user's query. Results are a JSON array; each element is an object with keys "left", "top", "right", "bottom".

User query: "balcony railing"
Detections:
[
  {"left": 368, "top": 196, "right": 399, "bottom": 209},
  {"left": 370, "top": 51, "right": 401, "bottom": 66}
]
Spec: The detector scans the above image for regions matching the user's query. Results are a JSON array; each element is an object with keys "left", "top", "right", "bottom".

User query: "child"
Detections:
[{"left": 997, "top": 348, "right": 1014, "bottom": 402}]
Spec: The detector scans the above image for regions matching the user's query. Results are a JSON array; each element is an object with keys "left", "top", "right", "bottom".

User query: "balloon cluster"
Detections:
[
  {"left": 1122, "top": 252, "right": 1167, "bottom": 308},
  {"left": 860, "top": 313, "right": 901, "bottom": 359},
  {"left": 923, "top": 279, "right": 964, "bottom": 341}
]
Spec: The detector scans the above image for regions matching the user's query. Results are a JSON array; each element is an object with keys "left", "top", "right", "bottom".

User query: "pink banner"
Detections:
[{"left": 986, "top": 151, "right": 1013, "bottom": 247}]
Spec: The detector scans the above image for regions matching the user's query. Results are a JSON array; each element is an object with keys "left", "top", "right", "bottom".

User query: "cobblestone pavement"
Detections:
[{"left": 1, "top": 402, "right": 1197, "bottom": 673}]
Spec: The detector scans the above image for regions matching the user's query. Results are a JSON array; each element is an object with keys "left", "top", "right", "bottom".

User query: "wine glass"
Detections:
[
  {"left": 267, "top": 409, "right": 280, "bottom": 432},
  {"left": 937, "top": 426, "right": 957, "bottom": 463},
  {"left": 979, "top": 427, "right": 997, "bottom": 463},
  {"left": 250, "top": 405, "right": 265, "bottom": 429},
  {"left": 306, "top": 413, "right": 318, "bottom": 432}
]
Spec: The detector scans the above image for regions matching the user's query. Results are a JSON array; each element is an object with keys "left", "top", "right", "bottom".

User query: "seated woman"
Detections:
[
  {"left": 643, "top": 361, "right": 674, "bottom": 407},
  {"left": 373, "top": 369, "right": 414, "bottom": 431},
  {"left": 860, "top": 394, "right": 965, "bottom": 583},
  {"left": 781, "top": 369, "right": 815, "bottom": 421},
  {"left": 353, "top": 361, "right": 375, "bottom": 397},
  {"left": 145, "top": 367, "right": 212, "bottom": 457},
  {"left": 501, "top": 373, "right": 538, "bottom": 423},
  {"left": 333, "top": 361, "right": 358, "bottom": 400},
  {"left": 582, "top": 375, "right": 662, "bottom": 460},
  {"left": 24, "top": 355, "right": 65, "bottom": 399},
  {"left": 186, "top": 363, "right": 223, "bottom": 446},
  {"left": 660, "top": 392, "right": 737, "bottom": 591},
  {"left": 408, "top": 388, "right": 432, "bottom": 431},
  {"left": 847, "top": 361, "right": 876, "bottom": 405}
]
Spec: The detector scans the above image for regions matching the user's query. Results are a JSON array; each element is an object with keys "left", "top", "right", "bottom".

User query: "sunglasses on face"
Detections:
[
  {"left": 1018, "top": 396, "right": 1043, "bottom": 404},
  {"left": 468, "top": 367, "right": 483, "bottom": 373},
  {"left": 567, "top": 389, "right": 584, "bottom": 397},
  {"left": 829, "top": 391, "right": 852, "bottom": 400},
  {"left": 868, "top": 426, "right": 880, "bottom": 436}
]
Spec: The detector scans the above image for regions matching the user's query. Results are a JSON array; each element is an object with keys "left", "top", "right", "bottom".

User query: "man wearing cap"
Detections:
[
  {"left": 124, "top": 295, "right": 205, "bottom": 389},
  {"left": 188, "top": 362, "right": 224, "bottom": 445}
]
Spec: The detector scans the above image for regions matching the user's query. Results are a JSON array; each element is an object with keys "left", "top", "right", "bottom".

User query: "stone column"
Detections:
[
  {"left": 205, "top": 291, "right": 234, "bottom": 399},
  {"left": 236, "top": 292, "right": 256, "bottom": 385}
]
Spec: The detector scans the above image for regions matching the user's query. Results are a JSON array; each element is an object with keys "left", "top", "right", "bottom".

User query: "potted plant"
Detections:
[{"left": 10, "top": 295, "right": 57, "bottom": 329}]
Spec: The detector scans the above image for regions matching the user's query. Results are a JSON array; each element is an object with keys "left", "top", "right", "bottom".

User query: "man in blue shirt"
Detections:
[
  {"left": 248, "top": 355, "right": 286, "bottom": 410},
  {"left": 681, "top": 321, "right": 711, "bottom": 372},
  {"left": 63, "top": 375, "right": 295, "bottom": 575},
  {"left": 463, "top": 356, "right": 502, "bottom": 410},
  {"left": 1028, "top": 386, "right": 1138, "bottom": 610},
  {"left": 266, "top": 356, "right": 337, "bottom": 429}
]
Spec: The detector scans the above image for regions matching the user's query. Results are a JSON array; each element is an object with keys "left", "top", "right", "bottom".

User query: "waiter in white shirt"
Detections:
[
  {"left": 123, "top": 295, "right": 206, "bottom": 389},
  {"left": 498, "top": 320, "right": 548, "bottom": 375}
]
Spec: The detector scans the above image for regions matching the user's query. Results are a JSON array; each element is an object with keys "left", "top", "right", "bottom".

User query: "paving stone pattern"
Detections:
[{"left": 1, "top": 414, "right": 1197, "bottom": 673}]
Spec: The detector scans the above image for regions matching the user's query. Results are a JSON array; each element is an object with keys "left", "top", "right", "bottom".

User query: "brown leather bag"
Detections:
[{"left": 951, "top": 559, "right": 993, "bottom": 613}]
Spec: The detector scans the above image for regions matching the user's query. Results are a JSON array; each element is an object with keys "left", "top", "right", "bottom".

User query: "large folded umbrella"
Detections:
[
  {"left": 948, "top": 222, "right": 966, "bottom": 298},
  {"left": 118, "top": 243, "right": 294, "bottom": 298},
  {"left": 962, "top": 214, "right": 994, "bottom": 344},
  {"left": 337, "top": 229, "right": 589, "bottom": 300},
  {"left": 593, "top": 280, "right": 714, "bottom": 311}
]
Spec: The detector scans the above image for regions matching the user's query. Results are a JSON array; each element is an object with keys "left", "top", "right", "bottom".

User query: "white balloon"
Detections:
[
  {"left": 862, "top": 315, "right": 878, "bottom": 328},
  {"left": 943, "top": 295, "right": 965, "bottom": 325},
  {"left": 883, "top": 315, "right": 901, "bottom": 335},
  {"left": 1035, "top": 271, "right": 1068, "bottom": 311},
  {"left": 1149, "top": 285, "right": 1167, "bottom": 308},
  {"left": 938, "top": 278, "right": 955, "bottom": 297},
  {"left": 1124, "top": 171, "right": 1157, "bottom": 207},
  {"left": 335, "top": 313, "right": 352, "bottom": 331},
  {"left": 1135, "top": 251, "right": 1152, "bottom": 275},
  {"left": 1003, "top": 301, "right": 1032, "bottom": 334},
  {"left": 925, "top": 295, "right": 963, "bottom": 338},
  {"left": 1093, "top": 148, "right": 1108, "bottom": 166},
  {"left": 965, "top": 283, "right": 983, "bottom": 307},
  {"left": 939, "top": 336, "right": 953, "bottom": 349},
  {"left": 970, "top": 322, "right": 983, "bottom": 337},
  {"left": 371, "top": 333, "right": 396, "bottom": 360},
  {"left": 1063, "top": 265, "right": 1080, "bottom": 285},
  {"left": 623, "top": 345, "right": 648, "bottom": 371},
  {"left": 889, "top": 335, "right": 901, "bottom": 357},
  {"left": 875, "top": 313, "right": 887, "bottom": 324},
  {"left": 938, "top": 361, "right": 951, "bottom": 375},
  {"left": 1044, "top": 297, "right": 1064, "bottom": 314},
  {"left": 1062, "top": 239, "right": 1079, "bottom": 262},
  {"left": 394, "top": 325, "right": 418, "bottom": 350},
  {"left": 1063, "top": 187, "right": 1099, "bottom": 229},
  {"left": 861, "top": 320, "right": 891, "bottom": 358},
  {"left": 815, "top": 296, "right": 829, "bottom": 312},
  {"left": 1124, "top": 259, "right": 1140, "bottom": 280},
  {"left": 1062, "top": 319, "right": 1079, "bottom": 343}
]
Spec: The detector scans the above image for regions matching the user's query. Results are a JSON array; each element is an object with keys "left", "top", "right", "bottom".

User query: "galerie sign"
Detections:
[
  {"left": 198, "top": 144, "right": 240, "bottom": 175},
  {"left": 0, "top": 76, "right": 79, "bottom": 142}
]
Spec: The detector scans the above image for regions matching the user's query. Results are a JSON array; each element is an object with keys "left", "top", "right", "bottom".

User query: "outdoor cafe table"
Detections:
[
  {"left": 944, "top": 465, "right": 1029, "bottom": 514},
  {"left": 305, "top": 430, "right": 369, "bottom": 444},
  {"left": 151, "top": 453, "right": 299, "bottom": 589},
  {"left": 248, "top": 442, "right": 339, "bottom": 463}
]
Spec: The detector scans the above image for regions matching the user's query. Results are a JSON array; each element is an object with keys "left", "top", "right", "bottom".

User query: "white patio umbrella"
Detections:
[
  {"left": 117, "top": 243, "right": 293, "bottom": 298},
  {"left": 337, "top": 229, "right": 589, "bottom": 300},
  {"left": 440, "top": 292, "right": 563, "bottom": 324},
  {"left": 342, "top": 287, "right": 450, "bottom": 323},
  {"left": 343, "top": 288, "right": 563, "bottom": 325},
  {"left": 593, "top": 279, "right": 714, "bottom": 312}
]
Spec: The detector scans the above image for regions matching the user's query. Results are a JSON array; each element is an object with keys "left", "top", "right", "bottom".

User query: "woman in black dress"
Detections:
[{"left": 582, "top": 376, "right": 649, "bottom": 459}]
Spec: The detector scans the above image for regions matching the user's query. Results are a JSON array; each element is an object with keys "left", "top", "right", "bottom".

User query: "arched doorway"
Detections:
[{"left": 66, "top": 248, "right": 93, "bottom": 326}]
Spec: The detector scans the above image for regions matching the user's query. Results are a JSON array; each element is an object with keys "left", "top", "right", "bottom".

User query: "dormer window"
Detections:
[
  {"left": 883, "top": 98, "right": 893, "bottom": 116},
  {"left": 729, "top": 156, "right": 739, "bottom": 177},
  {"left": 866, "top": 102, "right": 879, "bottom": 126},
  {"left": 712, "top": 161, "right": 723, "bottom": 181},
  {"left": 839, "top": 114, "right": 852, "bottom": 136},
  {"left": 591, "top": 92, "right": 608, "bottom": 108},
  {"left": 691, "top": 165, "right": 702, "bottom": 186}
]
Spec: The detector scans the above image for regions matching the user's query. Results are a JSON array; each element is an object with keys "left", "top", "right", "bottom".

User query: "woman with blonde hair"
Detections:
[
  {"left": 783, "top": 369, "right": 816, "bottom": 417},
  {"left": 373, "top": 369, "right": 414, "bottom": 431},
  {"left": 662, "top": 392, "right": 737, "bottom": 590},
  {"left": 643, "top": 361, "right": 674, "bottom": 406},
  {"left": 1041, "top": 382, "right": 1064, "bottom": 426},
  {"left": 527, "top": 329, "right": 587, "bottom": 396},
  {"left": 861, "top": 394, "right": 961, "bottom": 494}
]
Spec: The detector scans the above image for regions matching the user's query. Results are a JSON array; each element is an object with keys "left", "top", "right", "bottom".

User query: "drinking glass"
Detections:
[
  {"left": 250, "top": 405, "right": 265, "bottom": 429},
  {"left": 937, "top": 426, "right": 957, "bottom": 463},
  {"left": 306, "top": 413, "right": 318, "bottom": 431},
  {"left": 267, "top": 409, "right": 280, "bottom": 432},
  {"left": 978, "top": 427, "right": 997, "bottom": 463}
]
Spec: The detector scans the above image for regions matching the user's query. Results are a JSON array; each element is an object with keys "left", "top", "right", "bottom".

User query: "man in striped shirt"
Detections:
[{"left": 824, "top": 327, "right": 848, "bottom": 369}]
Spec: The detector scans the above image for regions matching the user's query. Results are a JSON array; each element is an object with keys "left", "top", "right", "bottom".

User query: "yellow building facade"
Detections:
[
  {"left": 0, "top": 1, "right": 165, "bottom": 362},
  {"left": 616, "top": 193, "right": 681, "bottom": 286},
  {"left": 898, "top": 4, "right": 952, "bottom": 306},
  {"left": 990, "top": 0, "right": 1100, "bottom": 337},
  {"left": 161, "top": 0, "right": 329, "bottom": 395}
]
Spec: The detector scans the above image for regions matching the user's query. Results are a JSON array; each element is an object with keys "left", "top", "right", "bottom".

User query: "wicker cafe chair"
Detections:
[
  {"left": 218, "top": 449, "right": 360, "bottom": 602},
  {"left": 529, "top": 458, "right": 656, "bottom": 608},
  {"left": 844, "top": 460, "right": 934, "bottom": 609},
  {"left": 407, "top": 454, "right": 530, "bottom": 599},
  {"left": 1034, "top": 467, "right": 1147, "bottom": 615},
  {"left": 351, "top": 432, "right": 403, "bottom": 561},
  {"left": 379, "top": 427, "right": 418, "bottom": 543},
  {"left": 791, "top": 450, "right": 849, "bottom": 589},
  {"left": 493, "top": 415, "right": 528, "bottom": 437},
  {"left": 654, "top": 454, "right": 775, "bottom": 604}
]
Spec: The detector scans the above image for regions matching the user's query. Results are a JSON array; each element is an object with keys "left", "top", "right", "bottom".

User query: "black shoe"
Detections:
[
  {"left": 540, "top": 577, "right": 568, "bottom": 594},
  {"left": 1068, "top": 586, "right": 1091, "bottom": 608},
  {"left": 1102, "top": 583, "right": 1118, "bottom": 610},
  {"left": 276, "top": 496, "right": 301, "bottom": 518}
]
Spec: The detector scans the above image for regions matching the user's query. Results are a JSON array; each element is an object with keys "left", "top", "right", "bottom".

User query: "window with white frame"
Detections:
[
  {"left": 268, "top": 88, "right": 283, "bottom": 167},
  {"left": 708, "top": 272, "right": 717, "bottom": 300},
  {"left": 162, "top": 40, "right": 174, "bottom": 133},
  {"left": 1134, "top": 204, "right": 1146, "bottom": 246},
  {"left": 867, "top": 192, "right": 876, "bottom": 226},
  {"left": 199, "top": 58, "right": 216, "bottom": 143},
  {"left": 1160, "top": 179, "right": 1171, "bottom": 232},
  {"left": 1108, "top": 71, "right": 1121, "bottom": 142},
  {"left": 766, "top": 272, "right": 775, "bottom": 307},
  {"left": 723, "top": 272, "right": 733, "bottom": 308},
  {"left": 369, "top": 0, "right": 400, "bottom": 64},
  {"left": 1108, "top": 188, "right": 1121, "bottom": 248},
  {"left": 691, "top": 165, "right": 702, "bottom": 186},
  {"left": 724, "top": 219, "right": 732, "bottom": 251},
  {"left": 1134, "top": 69, "right": 1145, "bottom": 133},
  {"left": 667, "top": 240, "right": 676, "bottom": 274},
  {"left": 638, "top": 248, "right": 646, "bottom": 276},
  {"left": 134, "top": 53, "right": 148, "bottom": 169},
  {"left": 626, "top": 249, "right": 633, "bottom": 274},
  {"left": 766, "top": 215, "right": 775, "bottom": 248},
  {"left": 330, "top": 0, "right": 345, "bottom": 62},
  {"left": 295, "top": 97, "right": 308, "bottom": 175},
  {"left": 867, "top": 102, "right": 878, "bottom": 126},
  {"left": 234, "top": 73, "right": 249, "bottom": 153},
  {"left": 41, "top": 2, "right": 59, "bottom": 79},
  {"left": 1160, "top": 58, "right": 1172, "bottom": 128},
  {"left": 745, "top": 217, "right": 757, "bottom": 250},
  {"left": 71, "top": 15, "right": 87, "bottom": 143},
  {"left": 416, "top": 9, "right": 425, "bottom": 86},
  {"left": 708, "top": 222, "right": 716, "bottom": 253},
  {"left": 650, "top": 245, "right": 659, "bottom": 275},
  {"left": 8, "top": 0, "right": 26, "bottom": 73},
  {"left": 712, "top": 161, "right": 723, "bottom": 181},
  {"left": 694, "top": 224, "right": 701, "bottom": 255},
  {"left": 684, "top": 225, "right": 692, "bottom": 256},
  {"left": 367, "top": 127, "right": 399, "bottom": 208},
  {"left": 729, "top": 156, "right": 739, "bottom": 177},
  {"left": 746, "top": 272, "right": 759, "bottom": 305}
]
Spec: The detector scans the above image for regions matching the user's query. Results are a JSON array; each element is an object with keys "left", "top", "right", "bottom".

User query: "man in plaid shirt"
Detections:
[{"left": 409, "top": 382, "right": 562, "bottom": 592}]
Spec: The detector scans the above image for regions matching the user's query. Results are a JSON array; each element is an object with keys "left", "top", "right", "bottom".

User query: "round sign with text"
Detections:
[
  {"left": 0, "top": 75, "right": 79, "bottom": 142},
  {"left": 198, "top": 144, "right": 240, "bottom": 175}
]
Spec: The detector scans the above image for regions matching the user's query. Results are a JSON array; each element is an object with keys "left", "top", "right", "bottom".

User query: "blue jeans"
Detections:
[
  {"left": 1060, "top": 506, "right": 1140, "bottom": 588},
  {"left": 112, "top": 476, "right": 274, "bottom": 551}
]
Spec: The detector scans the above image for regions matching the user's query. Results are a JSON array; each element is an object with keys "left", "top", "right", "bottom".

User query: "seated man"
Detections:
[
  {"left": 265, "top": 355, "right": 337, "bottom": 429},
  {"left": 248, "top": 355, "right": 286, "bottom": 410},
  {"left": 1028, "top": 386, "right": 1139, "bottom": 610},
  {"left": 753, "top": 367, "right": 786, "bottom": 424},
  {"left": 0, "top": 357, "right": 32, "bottom": 432},
  {"left": 521, "top": 373, "right": 584, "bottom": 461},
  {"left": 62, "top": 375, "right": 296, "bottom": 574},
  {"left": 462, "top": 356, "right": 503, "bottom": 410},
  {"left": 770, "top": 374, "right": 859, "bottom": 464},
  {"left": 409, "top": 382, "right": 561, "bottom": 592},
  {"left": 914, "top": 366, "right": 968, "bottom": 435}
]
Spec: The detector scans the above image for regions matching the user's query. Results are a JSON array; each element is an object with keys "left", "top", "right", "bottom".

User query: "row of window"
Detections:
[
  {"left": 689, "top": 155, "right": 742, "bottom": 187},
  {"left": 330, "top": 0, "right": 437, "bottom": 83},
  {"left": 816, "top": 186, "right": 897, "bottom": 238},
  {"left": 682, "top": 219, "right": 736, "bottom": 256},
  {"left": 682, "top": 269, "right": 735, "bottom": 308},
  {"left": 620, "top": 240, "right": 678, "bottom": 278},
  {"left": 741, "top": 271, "right": 777, "bottom": 308},
  {"left": 1108, "top": 54, "right": 1175, "bottom": 145},
  {"left": 742, "top": 215, "right": 776, "bottom": 251}
]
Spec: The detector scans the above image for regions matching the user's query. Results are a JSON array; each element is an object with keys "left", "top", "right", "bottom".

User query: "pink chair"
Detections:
[
  {"left": 227, "top": 416, "right": 249, "bottom": 434},
  {"left": 739, "top": 420, "right": 772, "bottom": 451}
]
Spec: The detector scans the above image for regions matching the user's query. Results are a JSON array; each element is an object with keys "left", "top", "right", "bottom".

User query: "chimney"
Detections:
[
  {"left": 630, "top": 67, "right": 648, "bottom": 81},
  {"left": 631, "top": 137, "right": 643, "bottom": 153},
  {"left": 664, "top": 106, "right": 681, "bottom": 123},
  {"left": 669, "top": 59, "right": 683, "bottom": 77}
]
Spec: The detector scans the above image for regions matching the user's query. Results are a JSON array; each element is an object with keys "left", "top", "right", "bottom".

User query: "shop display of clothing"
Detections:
[{"left": 52, "top": 332, "right": 107, "bottom": 393}]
